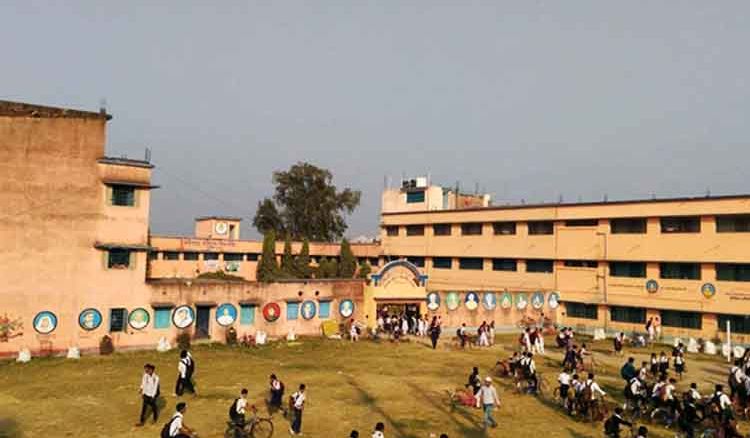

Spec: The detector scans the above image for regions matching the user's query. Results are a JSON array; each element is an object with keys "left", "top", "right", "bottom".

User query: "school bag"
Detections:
[
  {"left": 604, "top": 416, "right": 618, "bottom": 435},
  {"left": 160, "top": 415, "right": 179, "bottom": 438},
  {"left": 228, "top": 398, "right": 241, "bottom": 422}
]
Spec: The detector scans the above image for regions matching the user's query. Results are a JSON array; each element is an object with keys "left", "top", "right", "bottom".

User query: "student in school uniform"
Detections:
[
  {"left": 290, "top": 384, "right": 306, "bottom": 435},
  {"left": 557, "top": 369, "right": 571, "bottom": 407},
  {"left": 176, "top": 350, "right": 196, "bottom": 396},
  {"left": 137, "top": 363, "right": 160, "bottom": 426},
  {"left": 228, "top": 388, "right": 249, "bottom": 438},
  {"left": 372, "top": 422, "right": 385, "bottom": 438},
  {"left": 649, "top": 353, "right": 659, "bottom": 378},
  {"left": 165, "top": 402, "right": 196, "bottom": 438},
  {"left": 674, "top": 352, "right": 686, "bottom": 379},
  {"left": 467, "top": 367, "right": 481, "bottom": 395},
  {"left": 658, "top": 351, "right": 669, "bottom": 377},
  {"left": 268, "top": 374, "right": 285, "bottom": 416}
]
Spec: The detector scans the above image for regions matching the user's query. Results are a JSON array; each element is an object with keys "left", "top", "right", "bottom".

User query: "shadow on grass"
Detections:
[
  {"left": 403, "top": 381, "right": 487, "bottom": 438},
  {"left": 0, "top": 417, "right": 21, "bottom": 438}
]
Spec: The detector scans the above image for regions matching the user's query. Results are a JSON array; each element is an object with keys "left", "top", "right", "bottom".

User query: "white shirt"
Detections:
[
  {"left": 558, "top": 372, "right": 571, "bottom": 385},
  {"left": 638, "top": 368, "right": 648, "bottom": 380},
  {"left": 169, "top": 412, "right": 183, "bottom": 437},
  {"left": 688, "top": 388, "right": 701, "bottom": 401},
  {"left": 586, "top": 380, "right": 606, "bottom": 400},
  {"left": 235, "top": 397, "right": 247, "bottom": 415},
  {"left": 629, "top": 378, "right": 642, "bottom": 396},
  {"left": 141, "top": 373, "right": 160, "bottom": 397},
  {"left": 476, "top": 385, "right": 500, "bottom": 405},
  {"left": 528, "top": 360, "right": 536, "bottom": 374},
  {"left": 664, "top": 384, "right": 675, "bottom": 400},
  {"left": 732, "top": 366, "right": 745, "bottom": 383},
  {"left": 651, "top": 383, "right": 664, "bottom": 398},
  {"left": 178, "top": 360, "right": 188, "bottom": 379},
  {"left": 271, "top": 380, "right": 282, "bottom": 391},
  {"left": 292, "top": 391, "right": 306, "bottom": 409},
  {"left": 717, "top": 391, "right": 732, "bottom": 410},
  {"left": 372, "top": 431, "right": 385, "bottom": 438}
]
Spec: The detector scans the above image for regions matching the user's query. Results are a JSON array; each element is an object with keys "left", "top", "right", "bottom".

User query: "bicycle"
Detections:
[{"left": 224, "top": 414, "right": 274, "bottom": 438}]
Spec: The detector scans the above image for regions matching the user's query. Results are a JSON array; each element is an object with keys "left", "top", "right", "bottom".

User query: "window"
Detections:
[
  {"left": 432, "top": 224, "right": 452, "bottom": 236},
  {"left": 246, "top": 253, "right": 259, "bottom": 262},
  {"left": 406, "top": 225, "right": 425, "bottom": 236},
  {"left": 716, "top": 264, "right": 750, "bottom": 282},
  {"left": 611, "top": 218, "right": 647, "bottom": 234},
  {"left": 406, "top": 191, "right": 425, "bottom": 203},
  {"left": 148, "top": 251, "right": 159, "bottom": 261},
  {"left": 319, "top": 301, "right": 331, "bottom": 319},
  {"left": 493, "top": 222, "right": 516, "bottom": 235},
  {"left": 286, "top": 302, "right": 299, "bottom": 320},
  {"left": 461, "top": 223, "right": 483, "bottom": 236},
  {"left": 492, "top": 259, "right": 517, "bottom": 271},
  {"left": 386, "top": 226, "right": 399, "bottom": 237},
  {"left": 661, "top": 310, "right": 702, "bottom": 329},
  {"left": 432, "top": 257, "right": 453, "bottom": 269},
  {"left": 109, "top": 308, "right": 127, "bottom": 332},
  {"left": 566, "top": 302, "right": 598, "bottom": 319},
  {"left": 111, "top": 185, "right": 135, "bottom": 206},
  {"left": 459, "top": 258, "right": 484, "bottom": 270},
  {"left": 203, "top": 252, "right": 219, "bottom": 261},
  {"left": 240, "top": 305, "right": 256, "bottom": 325},
  {"left": 717, "top": 215, "right": 750, "bottom": 233},
  {"left": 660, "top": 263, "right": 701, "bottom": 280},
  {"left": 661, "top": 217, "right": 701, "bottom": 233},
  {"left": 163, "top": 251, "right": 180, "bottom": 261},
  {"left": 407, "top": 256, "right": 425, "bottom": 268},
  {"left": 610, "top": 306, "right": 646, "bottom": 324},
  {"left": 154, "top": 308, "right": 171, "bottom": 329},
  {"left": 526, "top": 259, "right": 554, "bottom": 273},
  {"left": 718, "top": 314, "right": 750, "bottom": 334},
  {"left": 224, "top": 253, "right": 243, "bottom": 262},
  {"left": 609, "top": 262, "right": 646, "bottom": 278},
  {"left": 107, "top": 249, "right": 131, "bottom": 269},
  {"left": 565, "top": 219, "right": 598, "bottom": 227},
  {"left": 564, "top": 260, "right": 598, "bottom": 268},
  {"left": 368, "top": 258, "right": 379, "bottom": 266},
  {"left": 183, "top": 252, "right": 199, "bottom": 261},
  {"left": 528, "top": 221, "right": 554, "bottom": 235}
]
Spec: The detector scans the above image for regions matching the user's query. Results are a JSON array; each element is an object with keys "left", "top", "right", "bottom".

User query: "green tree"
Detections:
[
  {"left": 257, "top": 231, "right": 280, "bottom": 282},
  {"left": 338, "top": 239, "right": 356, "bottom": 278},
  {"left": 357, "top": 260, "right": 372, "bottom": 279},
  {"left": 329, "top": 259, "right": 340, "bottom": 279},
  {"left": 315, "top": 257, "right": 329, "bottom": 279},
  {"left": 280, "top": 235, "right": 295, "bottom": 278},
  {"left": 294, "top": 238, "right": 312, "bottom": 279},
  {"left": 252, "top": 162, "right": 361, "bottom": 241}
]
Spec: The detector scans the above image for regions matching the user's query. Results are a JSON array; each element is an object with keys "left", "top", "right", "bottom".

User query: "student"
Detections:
[
  {"left": 350, "top": 319, "right": 360, "bottom": 342},
  {"left": 350, "top": 431, "right": 359, "bottom": 438},
  {"left": 638, "top": 361, "right": 649, "bottom": 382},
  {"left": 467, "top": 367, "right": 481, "bottom": 395},
  {"left": 586, "top": 373, "right": 607, "bottom": 402},
  {"left": 429, "top": 316, "right": 441, "bottom": 349},
  {"left": 525, "top": 353, "right": 538, "bottom": 393},
  {"left": 535, "top": 329, "right": 545, "bottom": 355},
  {"left": 372, "top": 422, "right": 385, "bottom": 438},
  {"left": 475, "top": 377, "right": 501, "bottom": 429},
  {"left": 268, "top": 374, "right": 285, "bottom": 415},
  {"left": 646, "top": 317, "right": 654, "bottom": 343},
  {"left": 457, "top": 323, "right": 468, "bottom": 348},
  {"left": 604, "top": 407, "right": 633, "bottom": 438},
  {"left": 137, "top": 363, "right": 160, "bottom": 426},
  {"left": 649, "top": 353, "right": 659, "bottom": 378},
  {"left": 620, "top": 357, "right": 637, "bottom": 382},
  {"left": 635, "top": 426, "right": 648, "bottom": 438},
  {"left": 626, "top": 376, "right": 645, "bottom": 413},
  {"left": 613, "top": 332, "right": 624, "bottom": 355},
  {"left": 290, "top": 384, "right": 306, "bottom": 435},
  {"left": 162, "top": 402, "right": 195, "bottom": 438},
  {"left": 674, "top": 352, "right": 686, "bottom": 379},
  {"left": 557, "top": 369, "right": 571, "bottom": 407},
  {"left": 658, "top": 351, "right": 669, "bottom": 376},
  {"left": 488, "top": 321, "right": 496, "bottom": 346},
  {"left": 176, "top": 350, "right": 196, "bottom": 396},
  {"left": 228, "top": 388, "right": 249, "bottom": 437}
]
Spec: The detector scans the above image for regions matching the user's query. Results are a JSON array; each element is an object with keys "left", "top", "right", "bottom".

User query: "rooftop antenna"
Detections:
[
  {"left": 558, "top": 194, "right": 564, "bottom": 204},
  {"left": 98, "top": 98, "right": 107, "bottom": 116},
  {"left": 145, "top": 147, "right": 152, "bottom": 163},
  {"left": 603, "top": 193, "right": 608, "bottom": 202},
  {"left": 705, "top": 187, "right": 711, "bottom": 198}
]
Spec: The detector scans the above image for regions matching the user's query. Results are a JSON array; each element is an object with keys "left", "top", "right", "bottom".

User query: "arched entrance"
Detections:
[{"left": 364, "top": 260, "right": 428, "bottom": 328}]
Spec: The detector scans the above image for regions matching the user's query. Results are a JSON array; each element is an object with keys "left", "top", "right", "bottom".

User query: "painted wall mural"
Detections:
[
  {"left": 78, "top": 308, "right": 102, "bottom": 331},
  {"left": 216, "top": 303, "right": 238, "bottom": 326},
  {"left": 464, "top": 292, "right": 479, "bottom": 311},
  {"left": 129, "top": 308, "right": 150, "bottom": 330},
  {"left": 33, "top": 311, "right": 57, "bottom": 335},
  {"left": 172, "top": 306, "right": 195, "bottom": 329},
  {"left": 339, "top": 299, "right": 355, "bottom": 318}
]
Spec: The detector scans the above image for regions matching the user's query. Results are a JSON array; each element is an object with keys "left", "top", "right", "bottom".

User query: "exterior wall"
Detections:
[
  {"left": 0, "top": 113, "right": 154, "bottom": 357},
  {"left": 381, "top": 186, "right": 444, "bottom": 213}
]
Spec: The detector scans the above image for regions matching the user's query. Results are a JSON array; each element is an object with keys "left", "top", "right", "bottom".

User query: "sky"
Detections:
[{"left": 2, "top": 1, "right": 749, "bottom": 239}]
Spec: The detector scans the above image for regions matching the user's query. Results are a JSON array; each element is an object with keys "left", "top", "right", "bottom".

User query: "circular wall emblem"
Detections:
[
  {"left": 339, "top": 299, "right": 355, "bottom": 318},
  {"left": 216, "top": 303, "right": 238, "bottom": 326},
  {"left": 445, "top": 292, "right": 460, "bottom": 311},
  {"left": 548, "top": 292, "right": 561, "bottom": 310},
  {"left": 482, "top": 292, "right": 497, "bottom": 310},
  {"left": 646, "top": 279, "right": 659, "bottom": 294},
  {"left": 128, "top": 308, "right": 150, "bottom": 330},
  {"left": 500, "top": 292, "right": 512, "bottom": 309},
  {"left": 425, "top": 292, "right": 440, "bottom": 311},
  {"left": 78, "top": 308, "right": 102, "bottom": 331},
  {"left": 531, "top": 292, "right": 545, "bottom": 310},
  {"left": 33, "top": 311, "right": 58, "bottom": 335},
  {"left": 262, "top": 302, "right": 281, "bottom": 322},
  {"left": 301, "top": 300, "right": 317, "bottom": 320},
  {"left": 465, "top": 292, "right": 479, "bottom": 311},
  {"left": 172, "top": 305, "right": 195, "bottom": 329},
  {"left": 516, "top": 293, "right": 528, "bottom": 310},
  {"left": 701, "top": 283, "right": 716, "bottom": 299},
  {"left": 214, "top": 222, "right": 228, "bottom": 235}
]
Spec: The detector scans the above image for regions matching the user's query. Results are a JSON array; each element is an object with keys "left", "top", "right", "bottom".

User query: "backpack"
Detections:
[
  {"left": 228, "top": 398, "right": 240, "bottom": 421},
  {"left": 604, "top": 416, "right": 617, "bottom": 434},
  {"left": 160, "top": 415, "right": 179, "bottom": 438}
]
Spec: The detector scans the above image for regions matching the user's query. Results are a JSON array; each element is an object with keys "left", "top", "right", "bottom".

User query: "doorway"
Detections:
[
  {"left": 195, "top": 306, "right": 211, "bottom": 339},
  {"left": 376, "top": 302, "right": 421, "bottom": 319}
]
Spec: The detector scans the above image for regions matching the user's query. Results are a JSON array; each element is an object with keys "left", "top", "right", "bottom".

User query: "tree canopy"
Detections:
[
  {"left": 256, "top": 231, "right": 280, "bottom": 282},
  {"left": 338, "top": 239, "right": 356, "bottom": 278},
  {"left": 252, "top": 162, "right": 361, "bottom": 241}
]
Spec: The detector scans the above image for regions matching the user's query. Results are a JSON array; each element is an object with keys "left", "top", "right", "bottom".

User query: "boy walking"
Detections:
[
  {"left": 290, "top": 384, "right": 306, "bottom": 435},
  {"left": 475, "top": 377, "right": 500, "bottom": 429},
  {"left": 176, "top": 350, "right": 196, "bottom": 396},
  {"left": 137, "top": 363, "right": 160, "bottom": 426}
]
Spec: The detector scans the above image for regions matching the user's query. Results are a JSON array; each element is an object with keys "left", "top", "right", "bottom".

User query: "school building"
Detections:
[{"left": 1, "top": 99, "right": 750, "bottom": 358}]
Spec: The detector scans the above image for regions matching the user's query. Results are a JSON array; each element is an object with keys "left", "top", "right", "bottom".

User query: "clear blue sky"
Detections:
[{"left": 3, "top": 1, "right": 749, "bottom": 239}]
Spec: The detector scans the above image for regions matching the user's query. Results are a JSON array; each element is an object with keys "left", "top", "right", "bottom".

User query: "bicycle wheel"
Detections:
[{"left": 250, "top": 418, "right": 274, "bottom": 438}]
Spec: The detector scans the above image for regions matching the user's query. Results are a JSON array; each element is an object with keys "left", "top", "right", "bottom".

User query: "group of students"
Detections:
[{"left": 455, "top": 321, "right": 496, "bottom": 348}]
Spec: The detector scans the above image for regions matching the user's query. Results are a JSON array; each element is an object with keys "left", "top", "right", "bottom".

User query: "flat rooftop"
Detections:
[{"left": 0, "top": 100, "right": 111, "bottom": 120}]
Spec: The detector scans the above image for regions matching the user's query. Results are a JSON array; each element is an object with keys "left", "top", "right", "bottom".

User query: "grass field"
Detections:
[{"left": 0, "top": 334, "right": 740, "bottom": 438}]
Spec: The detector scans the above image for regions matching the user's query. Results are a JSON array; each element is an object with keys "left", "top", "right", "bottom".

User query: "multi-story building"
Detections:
[{"left": 380, "top": 182, "right": 750, "bottom": 341}]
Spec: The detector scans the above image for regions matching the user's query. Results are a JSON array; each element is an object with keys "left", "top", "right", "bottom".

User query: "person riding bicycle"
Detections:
[
  {"left": 713, "top": 384, "right": 735, "bottom": 423},
  {"left": 604, "top": 407, "right": 632, "bottom": 438},
  {"left": 524, "top": 353, "right": 538, "bottom": 394},
  {"left": 624, "top": 376, "right": 645, "bottom": 414},
  {"left": 228, "top": 388, "right": 251, "bottom": 438}
]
